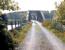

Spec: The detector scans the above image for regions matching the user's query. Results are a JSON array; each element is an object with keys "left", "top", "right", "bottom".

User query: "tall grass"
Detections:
[
  {"left": 42, "top": 20, "right": 65, "bottom": 43},
  {"left": 8, "top": 23, "right": 32, "bottom": 46}
]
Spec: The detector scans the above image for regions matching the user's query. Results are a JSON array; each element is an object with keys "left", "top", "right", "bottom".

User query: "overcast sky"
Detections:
[{"left": 14, "top": 0, "right": 63, "bottom": 11}]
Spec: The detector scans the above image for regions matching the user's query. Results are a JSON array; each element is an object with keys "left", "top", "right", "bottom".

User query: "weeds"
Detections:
[{"left": 42, "top": 20, "right": 65, "bottom": 43}]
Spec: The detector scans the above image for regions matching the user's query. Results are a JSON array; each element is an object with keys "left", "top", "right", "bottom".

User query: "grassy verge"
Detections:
[
  {"left": 42, "top": 20, "right": 65, "bottom": 43},
  {"left": 9, "top": 22, "right": 32, "bottom": 46},
  {"left": 48, "top": 28, "right": 65, "bottom": 43}
]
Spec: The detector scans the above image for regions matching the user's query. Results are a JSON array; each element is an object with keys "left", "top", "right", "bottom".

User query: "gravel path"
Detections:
[{"left": 15, "top": 21, "right": 65, "bottom": 50}]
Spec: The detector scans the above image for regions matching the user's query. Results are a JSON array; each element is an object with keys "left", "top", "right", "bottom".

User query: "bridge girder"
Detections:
[{"left": 28, "top": 11, "right": 45, "bottom": 22}]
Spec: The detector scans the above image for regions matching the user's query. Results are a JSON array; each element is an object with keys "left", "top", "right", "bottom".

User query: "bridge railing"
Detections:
[{"left": 3, "top": 11, "right": 28, "bottom": 31}]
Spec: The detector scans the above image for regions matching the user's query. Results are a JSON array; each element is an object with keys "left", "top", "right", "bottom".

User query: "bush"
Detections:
[{"left": 42, "top": 20, "right": 53, "bottom": 29}]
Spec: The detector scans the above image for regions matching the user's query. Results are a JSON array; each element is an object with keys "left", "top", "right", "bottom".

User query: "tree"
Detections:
[
  {"left": 56, "top": 0, "right": 65, "bottom": 25},
  {"left": 0, "top": 0, "right": 19, "bottom": 10}
]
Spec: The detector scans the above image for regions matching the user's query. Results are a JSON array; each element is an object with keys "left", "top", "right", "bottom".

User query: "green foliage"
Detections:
[
  {"left": 56, "top": 0, "right": 65, "bottom": 25},
  {"left": 43, "top": 20, "right": 54, "bottom": 29},
  {"left": 0, "top": 16, "right": 14, "bottom": 49},
  {"left": 43, "top": 20, "right": 65, "bottom": 32},
  {"left": 42, "top": 20, "right": 65, "bottom": 43},
  {"left": 9, "top": 23, "right": 32, "bottom": 46},
  {"left": 0, "top": 0, "right": 19, "bottom": 49},
  {"left": 0, "top": 0, "right": 19, "bottom": 10},
  {"left": 43, "top": 0, "right": 65, "bottom": 43}
]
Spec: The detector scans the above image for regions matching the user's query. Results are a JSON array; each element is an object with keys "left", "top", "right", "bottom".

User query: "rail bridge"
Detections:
[
  {"left": 2, "top": 10, "right": 45, "bottom": 30},
  {"left": 28, "top": 11, "right": 45, "bottom": 22}
]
